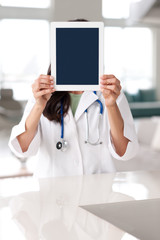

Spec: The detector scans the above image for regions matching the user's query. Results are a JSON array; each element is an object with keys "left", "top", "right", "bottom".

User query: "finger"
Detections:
[
  {"left": 39, "top": 83, "right": 54, "bottom": 89},
  {"left": 100, "top": 79, "right": 121, "bottom": 92},
  {"left": 101, "top": 84, "right": 120, "bottom": 95},
  {"left": 39, "top": 78, "right": 54, "bottom": 85},
  {"left": 35, "top": 88, "right": 55, "bottom": 98},
  {"left": 39, "top": 74, "right": 54, "bottom": 80},
  {"left": 100, "top": 74, "right": 115, "bottom": 80},
  {"left": 32, "top": 78, "right": 54, "bottom": 92},
  {"left": 100, "top": 88, "right": 111, "bottom": 96},
  {"left": 100, "top": 77, "right": 120, "bottom": 85},
  {"left": 33, "top": 83, "right": 54, "bottom": 92},
  {"left": 34, "top": 79, "right": 54, "bottom": 91},
  {"left": 37, "top": 75, "right": 54, "bottom": 84}
]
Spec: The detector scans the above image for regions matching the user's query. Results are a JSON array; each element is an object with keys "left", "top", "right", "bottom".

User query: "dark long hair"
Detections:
[{"left": 43, "top": 18, "right": 89, "bottom": 123}]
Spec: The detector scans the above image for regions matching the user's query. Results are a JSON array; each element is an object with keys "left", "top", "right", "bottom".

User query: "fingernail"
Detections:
[{"left": 50, "top": 76, "right": 54, "bottom": 80}]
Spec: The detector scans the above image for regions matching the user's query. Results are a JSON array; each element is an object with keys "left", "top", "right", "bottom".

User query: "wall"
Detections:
[
  {"left": 50, "top": 0, "right": 160, "bottom": 101},
  {"left": 50, "top": 0, "right": 102, "bottom": 21},
  {"left": 1, "top": 0, "right": 160, "bottom": 99},
  {"left": 156, "top": 28, "right": 160, "bottom": 100}
]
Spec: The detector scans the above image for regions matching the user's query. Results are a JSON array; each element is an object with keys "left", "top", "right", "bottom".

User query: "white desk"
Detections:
[{"left": 0, "top": 170, "right": 160, "bottom": 240}]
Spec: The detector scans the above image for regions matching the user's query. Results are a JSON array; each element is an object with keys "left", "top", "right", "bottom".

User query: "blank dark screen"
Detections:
[{"left": 56, "top": 28, "right": 99, "bottom": 85}]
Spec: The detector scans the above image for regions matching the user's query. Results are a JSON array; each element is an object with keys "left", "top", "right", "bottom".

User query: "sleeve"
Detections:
[
  {"left": 8, "top": 94, "right": 41, "bottom": 158},
  {"left": 107, "top": 91, "right": 139, "bottom": 161}
]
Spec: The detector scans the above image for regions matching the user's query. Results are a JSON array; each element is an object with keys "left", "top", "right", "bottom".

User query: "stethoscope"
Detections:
[{"left": 56, "top": 91, "right": 103, "bottom": 151}]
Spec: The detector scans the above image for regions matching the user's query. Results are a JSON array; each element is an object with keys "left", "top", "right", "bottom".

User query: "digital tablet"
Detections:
[{"left": 51, "top": 21, "right": 104, "bottom": 91}]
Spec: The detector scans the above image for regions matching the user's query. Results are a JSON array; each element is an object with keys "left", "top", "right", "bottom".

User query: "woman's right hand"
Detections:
[{"left": 32, "top": 74, "right": 56, "bottom": 108}]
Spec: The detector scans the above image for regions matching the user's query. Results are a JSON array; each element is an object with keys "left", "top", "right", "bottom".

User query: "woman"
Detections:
[
  {"left": 8, "top": 19, "right": 138, "bottom": 178},
  {"left": 8, "top": 65, "right": 138, "bottom": 177}
]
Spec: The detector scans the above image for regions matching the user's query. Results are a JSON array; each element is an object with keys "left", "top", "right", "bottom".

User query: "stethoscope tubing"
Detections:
[
  {"left": 61, "top": 99, "right": 64, "bottom": 139},
  {"left": 84, "top": 99, "right": 103, "bottom": 145},
  {"left": 57, "top": 92, "right": 103, "bottom": 150}
]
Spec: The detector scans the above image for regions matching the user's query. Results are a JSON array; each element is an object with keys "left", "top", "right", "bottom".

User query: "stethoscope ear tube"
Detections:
[
  {"left": 85, "top": 111, "right": 103, "bottom": 145},
  {"left": 84, "top": 96, "right": 103, "bottom": 145}
]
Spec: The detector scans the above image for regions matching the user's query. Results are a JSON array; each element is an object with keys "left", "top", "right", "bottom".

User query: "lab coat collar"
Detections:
[{"left": 74, "top": 91, "right": 99, "bottom": 122}]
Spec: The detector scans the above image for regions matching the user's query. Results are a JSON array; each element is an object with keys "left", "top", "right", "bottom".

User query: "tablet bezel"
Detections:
[{"left": 51, "top": 21, "right": 104, "bottom": 91}]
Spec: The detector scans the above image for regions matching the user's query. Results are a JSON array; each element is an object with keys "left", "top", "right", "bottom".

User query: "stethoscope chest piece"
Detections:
[
  {"left": 56, "top": 141, "right": 62, "bottom": 150},
  {"left": 56, "top": 140, "right": 68, "bottom": 152},
  {"left": 61, "top": 139, "right": 68, "bottom": 152}
]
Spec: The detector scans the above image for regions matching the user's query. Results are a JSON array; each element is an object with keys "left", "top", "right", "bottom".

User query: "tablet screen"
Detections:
[{"left": 56, "top": 28, "right": 99, "bottom": 85}]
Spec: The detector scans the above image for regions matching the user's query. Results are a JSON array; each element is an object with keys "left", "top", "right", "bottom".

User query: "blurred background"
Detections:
[{"left": 0, "top": 0, "right": 160, "bottom": 178}]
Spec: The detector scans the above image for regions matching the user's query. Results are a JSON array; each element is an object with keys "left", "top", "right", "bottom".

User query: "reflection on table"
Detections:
[{"left": 0, "top": 170, "right": 160, "bottom": 240}]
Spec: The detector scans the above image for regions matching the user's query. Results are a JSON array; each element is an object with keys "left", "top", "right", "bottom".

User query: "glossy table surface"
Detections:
[{"left": 0, "top": 170, "right": 160, "bottom": 240}]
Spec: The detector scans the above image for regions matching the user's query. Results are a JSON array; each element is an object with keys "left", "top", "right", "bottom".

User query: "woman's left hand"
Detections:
[{"left": 100, "top": 75, "right": 121, "bottom": 107}]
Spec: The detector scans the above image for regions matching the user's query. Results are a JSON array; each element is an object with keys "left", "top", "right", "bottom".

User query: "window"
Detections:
[
  {"left": 0, "top": 19, "right": 49, "bottom": 100},
  {"left": 104, "top": 27, "right": 153, "bottom": 93},
  {"left": 102, "top": 0, "right": 131, "bottom": 19},
  {"left": 0, "top": 0, "right": 50, "bottom": 8}
]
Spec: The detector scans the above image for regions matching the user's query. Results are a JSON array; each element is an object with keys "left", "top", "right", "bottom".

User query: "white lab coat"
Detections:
[{"left": 8, "top": 91, "right": 138, "bottom": 178}]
